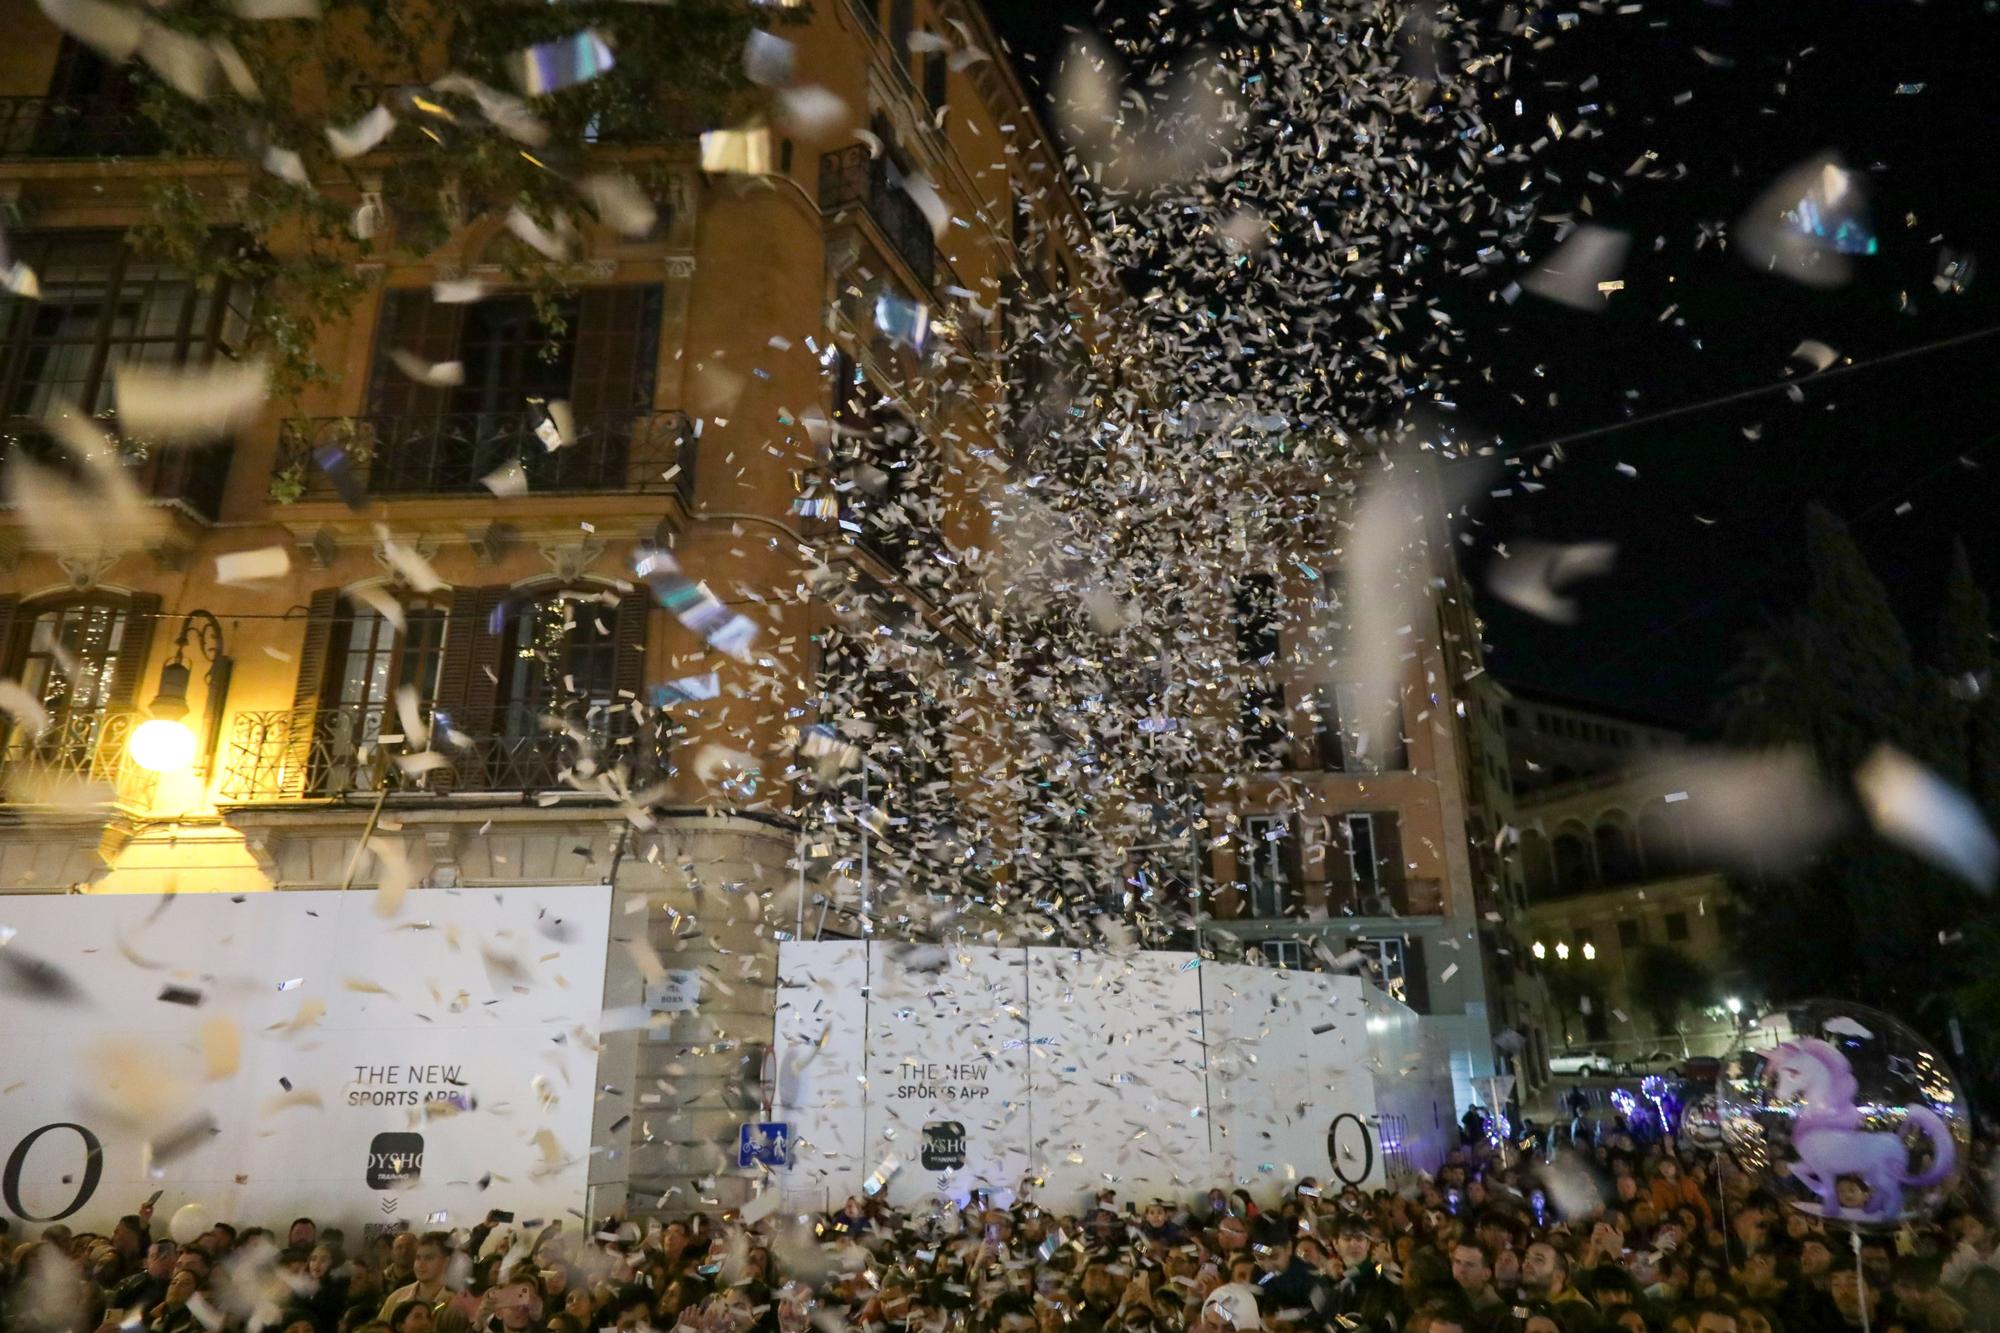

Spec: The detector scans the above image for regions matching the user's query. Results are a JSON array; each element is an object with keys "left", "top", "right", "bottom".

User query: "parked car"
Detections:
[
  {"left": 1548, "top": 1049, "right": 1612, "bottom": 1076},
  {"left": 1616, "top": 1050, "right": 1681, "bottom": 1075}
]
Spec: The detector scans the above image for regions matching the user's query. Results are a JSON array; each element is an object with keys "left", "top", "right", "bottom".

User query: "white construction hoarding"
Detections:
[
  {"left": 770, "top": 943, "right": 1453, "bottom": 1211},
  {"left": 0, "top": 886, "right": 611, "bottom": 1234}
]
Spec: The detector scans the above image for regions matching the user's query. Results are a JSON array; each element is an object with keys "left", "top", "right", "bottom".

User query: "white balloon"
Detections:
[{"left": 168, "top": 1202, "right": 211, "bottom": 1246}]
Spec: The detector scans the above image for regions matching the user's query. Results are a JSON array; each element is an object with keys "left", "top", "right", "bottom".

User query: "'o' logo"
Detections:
[
  {"left": 4, "top": 1123, "right": 104, "bottom": 1222},
  {"left": 1325, "top": 1113, "right": 1374, "bottom": 1188}
]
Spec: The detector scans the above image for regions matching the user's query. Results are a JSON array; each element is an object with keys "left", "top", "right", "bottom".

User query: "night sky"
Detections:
[{"left": 983, "top": 0, "right": 2000, "bottom": 729}]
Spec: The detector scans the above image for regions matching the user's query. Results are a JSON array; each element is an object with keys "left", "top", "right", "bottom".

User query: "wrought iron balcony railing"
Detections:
[
  {"left": 0, "top": 419, "right": 230, "bottom": 522},
  {"left": 0, "top": 710, "right": 155, "bottom": 808},
  {"left": 272, "top": 409, "right": 694, "bottom": 506},
  {"left": 819, "top": 146, "right": 936, "bottom": 289},
  {"left": 219, "top": 704, "right": 674, "bottom": 803},
  {"left": 0, "top": 95, "right": 162, "bottom": 159},
  {"left": 1240, "top": 875, "right": 1445, "bottom": 921}
]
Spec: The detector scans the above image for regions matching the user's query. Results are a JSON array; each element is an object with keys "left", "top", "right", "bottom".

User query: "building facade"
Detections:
[
  {"left": 0, "top": 0, "right": 1110, "bottom": 1214},
  {"left": 1498, "top": 688, "right": 1747, "bottom": 1072},
  {"left": 0, "top": 0, "right": 1526, "bottom": 1212},
  {"left": 1192, "top": 465, "right": 1517, "bottom": 1112}
]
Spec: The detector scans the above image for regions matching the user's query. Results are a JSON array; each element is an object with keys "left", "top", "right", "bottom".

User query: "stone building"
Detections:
[
  {"left": 1498, "top": 687, "right": 1747, "bottom": 1069},
  {"left": 0, "top": 0, "right": 1104, "bottom": 1214},
  {"left": 0, "top": 0, "right": 1524, "bottom": 1208},
  {"left": 1193, "top": 461, "right": 1518, "bottom": 1112}
]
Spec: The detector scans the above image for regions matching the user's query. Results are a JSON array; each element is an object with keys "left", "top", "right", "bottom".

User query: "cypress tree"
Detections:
[
  {"left": 1722, "top": 506, "right": 1971, "bottom": 1027},
  {"left": 1939, "top": 539, "right": 2000, "bottom": 814}
]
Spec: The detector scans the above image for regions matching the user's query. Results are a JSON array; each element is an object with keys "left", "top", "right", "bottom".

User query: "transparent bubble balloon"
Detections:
[
  {"left": 1718, "top": 999, "right": 1968, "bottom": 1228},
  {"left": 168, "top": 1201, "right": 212, "bottom": 1246},
  {"left": 1677, "top": 1091, "right": 1726, "bottom": 1157}
]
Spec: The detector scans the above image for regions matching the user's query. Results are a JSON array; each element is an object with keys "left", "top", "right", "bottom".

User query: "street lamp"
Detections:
[
  {"left": 1555, "top": 941, "right": 1570, "bottom": 960},
  {"left": 129, "top": 610, "right": 231, "bottom": 774},
  {"left": 1581, "top": 942, "right": 1597, "bottom": 961},
  {"left": 1725, "top": 996, "right": 1742, "bottom": 1016},
  {"left": 1531, "top": 940, "right": 1547, "bottom": 960}
]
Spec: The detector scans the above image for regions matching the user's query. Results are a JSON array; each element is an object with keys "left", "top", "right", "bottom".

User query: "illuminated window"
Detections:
[
  {"left": 3, "top": 599, "right": 129, "bottom": 762},
  {"left": 500, "top": 591, "right": 621, "bottom": 739},
  {"left": 322, "top": 597, "right": 447, "bottom": 745}
]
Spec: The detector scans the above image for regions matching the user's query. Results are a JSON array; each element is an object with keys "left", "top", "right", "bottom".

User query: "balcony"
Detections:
[
  {"left": 271, "top": 410, "right": 694, "bottom": 507},
  {"left": 0, "top": 95, "right": 160, "bottom": 159},
  {"left": 218, "top": 705, "right": 674, "bottom": 803},
  {"left": 0, "top": 420, "right": 230, "bottom": 522},
  {"left": 0, "top": 710, "right": 155, "bottom": 808},
  {"left": 819, "top": 145, "right": 936, "bottom": 290},
  {"left": 1239, "top": 876, "right": 1445, "bottom": 920}
]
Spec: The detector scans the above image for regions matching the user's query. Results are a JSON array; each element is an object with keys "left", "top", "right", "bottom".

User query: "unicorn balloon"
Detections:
[{"left": 1766, "top": 1036, "right": 1956, "bottom": 1220}]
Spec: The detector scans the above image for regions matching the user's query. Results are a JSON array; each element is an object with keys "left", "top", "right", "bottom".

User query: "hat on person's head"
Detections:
[{"left": 1201, "top": 1282, "right": 1262, "bottom": 1330}]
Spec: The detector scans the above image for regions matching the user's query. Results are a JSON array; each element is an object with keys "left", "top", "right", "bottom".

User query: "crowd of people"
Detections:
[{"left": 5, "top": 1113, "right": 2000, "bottom": 1333}]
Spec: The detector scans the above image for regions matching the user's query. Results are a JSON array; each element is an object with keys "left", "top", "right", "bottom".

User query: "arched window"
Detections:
[
  {"left": 1519, "top": 830, "right": 1555, "bottom": 899},
  {"left": 0, "top": 593, "right": 157, "bottom": 777},
  {"left": 500, "top": 589, "right": 622, "bottom": 736},
  {"left": 322, "top": 596, "right": 448, "bottom": 743},
  {"left": 1551, "top": 828, "right": 1597, "bottom": 895},
  {"left": 1595, "top": 817, "right": 1642, "bottom": 886}
]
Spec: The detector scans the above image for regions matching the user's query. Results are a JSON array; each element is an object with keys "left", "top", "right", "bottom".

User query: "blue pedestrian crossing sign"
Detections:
[{"left": 739, "top": 1121, "right": 791, "bottom": 1167}]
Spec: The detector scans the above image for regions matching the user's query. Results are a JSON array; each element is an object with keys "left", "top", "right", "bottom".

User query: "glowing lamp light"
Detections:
[
  {"left": 130, "top": 716, "right": 199, "bottom": 773},
  {"left": 1581, "top": 942, "right": 1597, "bottom": 961},
  {"left": 1555, "top": 942, "right": 1570, "bottom": 960},
  {"left": 1531, "top": 941, "right": 1547, "bottom": 960},
  {"left": 131, "top": 655, "right": 198, "bottom": 772},
  {"left": 1726, "top": 996, "right": 1743, "bottom": 1015}
]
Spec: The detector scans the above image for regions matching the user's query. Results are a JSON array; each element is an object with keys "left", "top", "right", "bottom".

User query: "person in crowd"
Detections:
[
  {"left": 1530, "top": 1239, "right": 1600, "bottom": 1317},
  {"left": 382, "top": 1234, "right": 419, "bottom": 1292},
  {"left": 388, "top": 1300, "right": 435, "bottom": 1333},
  {"left": 146, "top": 1266, "right": 205, "bottom": 1333},
  {"left": 379, "top": 1232, "right": 452, "bottom": 1323},
  {"left": 106, "top": 1239, "right": 178, "bottom": 1320},
  {"left": 1451, "top": 1239, "right": 1506, "bottom": 1316}
]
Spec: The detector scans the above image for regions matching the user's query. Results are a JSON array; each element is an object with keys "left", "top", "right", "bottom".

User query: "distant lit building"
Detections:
[
  {"left": 1501, "top": 683, "right": 1685, "bottom": 796},
  {"left": 1497, "top": 687, "right": 1746, "bottom": 1068}
]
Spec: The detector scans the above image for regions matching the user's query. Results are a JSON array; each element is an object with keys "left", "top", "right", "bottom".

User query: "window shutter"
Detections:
[
  {"left": 1401, "top": 936, "right": 1431, "bottom": 1014},
  {"left": 278, "top": 589, "right": 342, "bottom": 797},
  {"left": 1375, "top": 812, "right": 1405, "bottom": 891},
  {"left": 612, "top": 590, "right": 651, "bottom": 704},
  {"left": 292, "top": 590, "right": 341, "bottom": 713},
  {"left": 1278, "top": 820, "right": 1302, "bottom": 913},
  {"left": 566, "top": 286, "right": 664, "bottom": 492},
  {"left": 1324, "top": 816, "right": 1356, "bottom": 906},
  {"left": 365, "top": 290, "right": 464, "bottom": 418},
  {"left": 106, "top": 593, "right": 163, "bottom": 712},
  {"left": 434, "top": 586, "right": 509, "bottom": 736}
]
